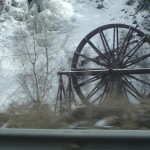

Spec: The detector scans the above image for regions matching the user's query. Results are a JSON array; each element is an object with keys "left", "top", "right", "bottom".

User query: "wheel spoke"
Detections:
[
  {"left": 99, "top": 29, "right": 114, "bottom": 61},
  {"left": 99, "top": 82, "right": 108, "bottom": 103},
  {"left": 123, "top": 35, "right": 147, "bottom": 66},
  {"left": 123, "top": 85, "right": 141, "bottom": 102},
  {"left": 116, "top": 27, "right": 119, "bottom": 55},
  {"left": 113, "top": 26, "right": 116, "bottom": 51},
  {"left": 113, "top": 25, "right": 119, "bottom": 57},
  {"left": 91, "top": 88, "right": 104, "bottom": 104},
  {"left": 75, "top": 52, "right": 108, "bottom": 67},
  {"left": 125, "top": 77, "right": 142, "bottom": 97},
  {"left": 113, "top": 26, "right": 119, "bottom": 60},
  {"left": 122, "top": 77, "right": 142, "bottom": 98},
  {"left": 127, "top": 74, "right": 150, "bottom": 86},
  {"left": 118, "top": 27, "right": 133, "bottom": 61},
  {"left": 91, "top": 82, "right": 108, "bottom": 104},
  {"left": 125, "top": 52, "right": 150, "bottom": 67},
  {"left": 84, "top": 77, "right": 106, "bottom": 101},
  {"left": 85, "top": 38, "right": 110, "bottom": 64},
  {"left": 122, "top": 84, "right": 130, "bottom": 103},
  {"left": 85, "top": 82, "right": 105, "bottom": 101},
  {"left": 75, "top": 74, "right": 102, "bottom": 88}
]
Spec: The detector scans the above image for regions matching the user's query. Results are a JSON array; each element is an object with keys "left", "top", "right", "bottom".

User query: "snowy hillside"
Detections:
[{"left": 0, "top": 0, "right": 150, "bottom": 111}]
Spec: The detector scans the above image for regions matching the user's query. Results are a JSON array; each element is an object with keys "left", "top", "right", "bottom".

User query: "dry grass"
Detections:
[
  {"left": 7, "top": 109, "right": 60, "bottom": 129},
  {"left": 0, "top": 100, "right": 150, "bottom": 129},
  {"left": 0, "top": 113, "right": 9, "bottom": 127},
  {"left": 5, "top": 102, "right": 61, "bottom": 128},
  {"left": 60, "top": 102, "right": 150, "bottom": 129}
]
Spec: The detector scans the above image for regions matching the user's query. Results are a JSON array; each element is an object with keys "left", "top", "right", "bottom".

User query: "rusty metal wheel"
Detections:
[{"left": 71, "top": 24, "right": 150, "bottom": 105}]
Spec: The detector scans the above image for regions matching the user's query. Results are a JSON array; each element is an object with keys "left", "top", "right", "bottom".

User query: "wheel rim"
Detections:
[{"left": 71, "top": 24, "right": 150, "bottom": 105}]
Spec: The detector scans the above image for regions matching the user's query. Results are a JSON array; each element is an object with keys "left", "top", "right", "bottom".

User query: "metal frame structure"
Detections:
[{"left": 55, "top": 74, "right": 76, "bottom": 113}]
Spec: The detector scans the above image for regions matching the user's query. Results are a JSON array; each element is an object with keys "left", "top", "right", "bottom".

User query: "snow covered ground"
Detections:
[
  {"left": 66, "top": 0, "right": 146, "bottom": 49},
  {"left": 0, "top": 0, "right": 149, "bottom": 111}
]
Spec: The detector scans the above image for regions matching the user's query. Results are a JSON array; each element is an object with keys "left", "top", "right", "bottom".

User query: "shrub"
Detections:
[
  {"left": 126, "top": 0, "right": 135, "bottom": 5},
  {"left": 0, "top": 0, "right": 4, "bottom": 5},
  {"left": 0, "top": 0, "right": 5, "bottom": 13},
  {"left": 137, "top": 0, "right": 150, "bottom": 11},
  {"left": 95, "top": 0, "right": 105, "bottom": 9},
  {"left": 7, "top": 103, "right": 60, "bottom": 129}
]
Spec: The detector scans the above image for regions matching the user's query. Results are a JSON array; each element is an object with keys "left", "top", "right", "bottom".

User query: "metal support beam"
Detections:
[{"left": 58, "top": 68, "right": 150, "bottom": 76}]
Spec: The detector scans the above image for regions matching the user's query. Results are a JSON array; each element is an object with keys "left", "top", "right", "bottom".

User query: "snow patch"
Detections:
[{"left": 94, "top": 116, "right": 117, "bottom": 128}]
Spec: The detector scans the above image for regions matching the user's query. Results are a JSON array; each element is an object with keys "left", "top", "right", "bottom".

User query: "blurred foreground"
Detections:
[{"left": 0, "top": 101, "right": 150, "bottom": 129}]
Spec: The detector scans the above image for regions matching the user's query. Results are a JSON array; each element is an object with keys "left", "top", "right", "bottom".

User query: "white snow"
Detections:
[
  {"left": 94, "top": 117, "right": 116, "bottom": 128},
  {"left": 1, "top": 122, "right": 9, "bottom": 128},
  {"left": 66, "top": 0, "right": 141, "bottom": 50},
  {"left": 0, "top": 0, "right": 149, "bottom": 111}
]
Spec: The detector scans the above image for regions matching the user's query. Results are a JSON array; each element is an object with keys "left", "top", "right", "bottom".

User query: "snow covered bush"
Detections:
[
  {"left": 11, "top": 0, "right": 19, "bottom": 7},
  {"left": 0, "top": 0, "right": 5, "bottom": 13},
  {"left": 26, "top": 11, "right": 67, "bottom": 34},
  {"left": 26, "top": 0, "right": 73, "bottom": 44},
  {"left": 8, "top": 6, "right": 28, "bottom": 21},
  {"left": 126, "top": 0, "right": 135, "bottom": 5},
  {"left": 95, "top": 0, "right": 105, "bottom": 9},
  {"left": 137, "top": 0, "right": 150, "bottom": 11},
  {"left": 29, "top": 0, "right": 73, "bottom": 19},
  {"left": 0, "top": 0, "right": 4, "bottom": 6},
  {"left": 4, "top": 0, "right": 28, "bottom": 21}
]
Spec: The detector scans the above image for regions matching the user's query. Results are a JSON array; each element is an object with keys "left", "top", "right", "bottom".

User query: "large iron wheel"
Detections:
[{"left": 71, "top": 24, "right": 150, "bottom": 105}]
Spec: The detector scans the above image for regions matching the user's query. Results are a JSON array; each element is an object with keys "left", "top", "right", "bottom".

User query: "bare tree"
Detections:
[
  {"left": 16, "top": 23, "right": 55, "bottom": 110},
  {"left": 10, "top": 0, "right": 73, "bottom": 111},
  {"left": 15, "top": 21, "right": 70, "bottom": 111}
]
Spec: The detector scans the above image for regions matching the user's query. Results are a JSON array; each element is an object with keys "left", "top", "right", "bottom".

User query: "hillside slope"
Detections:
[{"left": 0, "top": 0, "right": 149, "bottom": 111}]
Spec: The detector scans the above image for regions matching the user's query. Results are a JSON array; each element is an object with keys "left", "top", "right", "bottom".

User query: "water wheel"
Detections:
[{"left": 71, "top": 24, "right": 150, "bottom": 105}]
